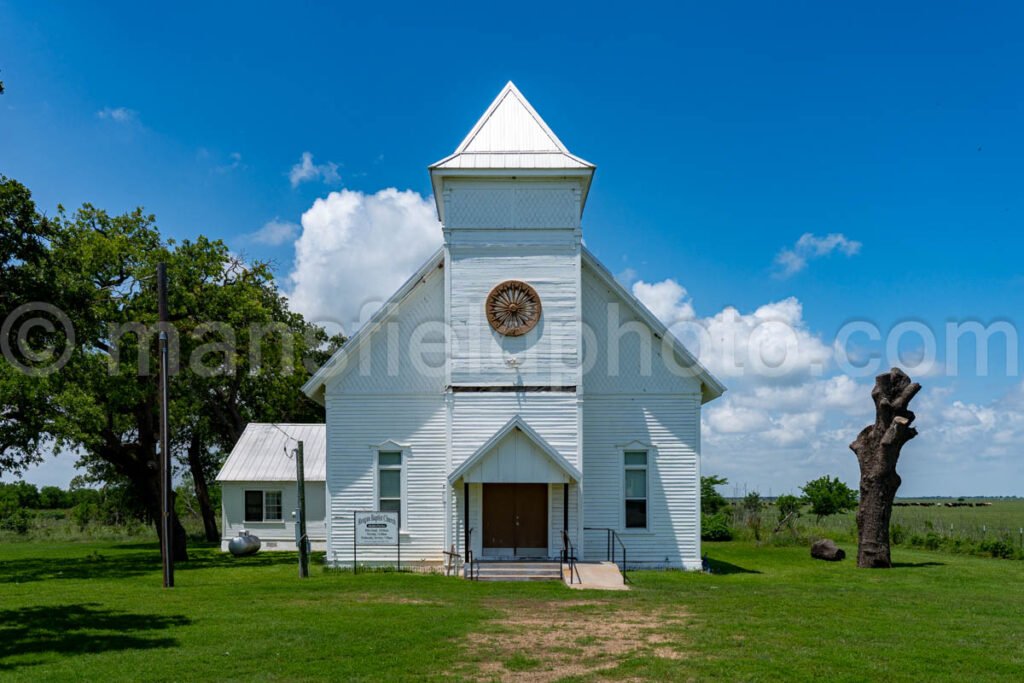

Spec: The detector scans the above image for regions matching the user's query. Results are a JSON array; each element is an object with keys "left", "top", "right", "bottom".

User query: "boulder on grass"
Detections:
[{"left": 811, "top": 539, "right": 846, "bottom": 562}]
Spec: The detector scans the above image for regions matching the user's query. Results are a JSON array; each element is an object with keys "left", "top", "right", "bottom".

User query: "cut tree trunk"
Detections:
[
  {"left": 187, "top": 433, "right": 220, "bottom": 542},
  {"left": 849, "top": 368, "right": 921, "bottom": 568}
]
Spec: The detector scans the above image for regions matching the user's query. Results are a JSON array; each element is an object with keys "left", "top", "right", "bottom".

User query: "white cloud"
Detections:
[
  {"left": 634, "top": 270, "right": 1023, "bottom": 495},
  {"left": 96, "top": 106, "right": 138, "bottom": 124},
  {"left": 774, "top": 232, "right": 862, "bottom": 278},
  {"left": 706, "top": 404, "right": 772, "bottom": 434},
  {"left": 286, "top": 188, "right": 441, "bottom": 334},
  {"left": 633, "top": 279, "right": 830, "bottom": 382},
  {"left": 247, "top": 219, "right": 300, "bottom": 246},
  {"left": 289, "top": 151, "right": 341, "bottom": 188},
  {"left": 631, "top": 279, "right": 694, "bottom": 324}
]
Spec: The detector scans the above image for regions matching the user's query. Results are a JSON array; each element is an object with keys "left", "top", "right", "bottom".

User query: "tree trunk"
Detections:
[
  {"left": 187, "top": 433, "right": 220, "bottom": 542},
  {"left": 152, "top": 492, "right": 190, "bottom": 562},
  {"left": 139, "top": 472, "right": 189, "bottom": 562},
  {"left": 849, "top": 368, "right": 921, "bottom": 568}
]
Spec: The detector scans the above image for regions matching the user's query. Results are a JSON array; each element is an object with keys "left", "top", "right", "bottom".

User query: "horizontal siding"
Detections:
[
  {"left": 220, "top": 481, "right": 327, "bottom": 550},
  {"left": 325, "top": 395, "right": 447, "bottom": 564},
  {"left": 449, "top": 245, "right": 580, "bottom": 386},
  {"left": 451, "top": 393, "right": 580, "bottom": 469},
  {"left": 582, "top": 395, "right": 702, "bottom": 569},
  {"left": 549, "top": 483, "right": 579, "bottom": 556},
  {"left": 327, "top": 265, "right": 446, "bottom": 396},
  {"left": 580, "top": 264, "right": 704, "bottom": 395}
]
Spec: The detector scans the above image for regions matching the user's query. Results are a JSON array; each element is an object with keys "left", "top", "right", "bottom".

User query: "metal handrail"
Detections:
[
  {"left": 584, "top": 527, "right": 629, "bottom": 583},
  {"left": 561, "top": 530, "right": 582, "bottom": 585}
]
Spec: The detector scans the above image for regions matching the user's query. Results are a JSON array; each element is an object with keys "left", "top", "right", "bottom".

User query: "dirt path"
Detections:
[{"left": 456, "top": 599, "right": 689, "bottom": 681}]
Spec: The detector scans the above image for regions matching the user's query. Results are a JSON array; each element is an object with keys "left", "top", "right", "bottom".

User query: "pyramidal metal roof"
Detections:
[
  {"left": 430, "top": 82, "right": 595, "bottom": 171},
  {"left": 216, "top": 423, "right": 326, "bottom": 482}
]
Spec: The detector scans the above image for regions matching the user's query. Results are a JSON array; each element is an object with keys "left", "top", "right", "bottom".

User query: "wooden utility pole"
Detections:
[
  {"left": 157, "top": 262, "right": 174, "bottom": 588},
  {"left": 296, "top": 440, "right": 309, "bottom": 578}
]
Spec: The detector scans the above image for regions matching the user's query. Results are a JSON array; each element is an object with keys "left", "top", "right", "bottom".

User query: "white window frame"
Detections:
[
  {"left": 243, "top": 489, "right": 284, "bottom": 523},
  {"left": 372, "top": 441, "right": 409, "bottom": 532},
  {"left": 619, "top": 441, "right": 655, "bottom": 532}
]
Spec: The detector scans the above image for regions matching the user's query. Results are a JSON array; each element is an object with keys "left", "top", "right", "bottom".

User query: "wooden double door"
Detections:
[{"left": 482, "top": 484, "right": 548, "bottom": 556}]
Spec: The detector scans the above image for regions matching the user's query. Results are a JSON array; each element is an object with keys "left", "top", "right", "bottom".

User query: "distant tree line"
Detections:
[
  {"left": 0, "top": 480, "right": 147, "bottom": 535},
  {"left": 701, "top": 474, "right": 858, "bottom": 542}
]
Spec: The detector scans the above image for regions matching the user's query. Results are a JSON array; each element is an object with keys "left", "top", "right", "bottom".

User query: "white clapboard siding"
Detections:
[
  {"left": 582, "top": 395, "right": 702, "bottom": 569},
  {"left": 449, "top": 246, "right": 580, "bottom": 386},
  {"left": 220, "top": 481, "right": 327, "bottom": 551},
  {"left": 324, "top": 395, "right": 447, "bottom": 564},
  {"left": 581, "top": 263, "right": 705, "bottom": 396},
  {"left": 547, "top": 483, "right": 579, "bottom": 557},
  {"left": 451, "top": 393, "right": 579, "bottom": 468},
  {"left": 327, "top": 261, "right": 446, "bottom": 396}
]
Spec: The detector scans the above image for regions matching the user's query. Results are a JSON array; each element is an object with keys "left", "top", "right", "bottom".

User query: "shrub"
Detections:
[
  {"left": 702, "top": 512, "right": 733, "bottom": 541},
  {"left": 979, "top": 539, "right": 1015, "bottom": 559},
  {"left": 701, "top": 475, "right": 729, "bottom": 515},
  {"left": 72, "top": 502, "right": 98, "bottom": 530},
  {"left": 1, "top": 508, "right": 32, "bottom": 534},
  {"left": 775, "top": 494, "right": 801, "bottom": 521}
]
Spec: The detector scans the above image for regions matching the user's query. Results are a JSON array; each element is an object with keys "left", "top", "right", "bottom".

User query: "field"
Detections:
[
  {"left": 815, "top": 498, "right": 1024, "bottom": 539},
  {"left": 2, "top": 539, "right": 1022, "bottom": 681},
  {"left": 722, "top": 499, "right": 1024, "bottom": 560}
]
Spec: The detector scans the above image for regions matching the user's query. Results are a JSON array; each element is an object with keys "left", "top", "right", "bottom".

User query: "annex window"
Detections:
[
  {"left": 244, "top": 490, "right": 283, "bottom": 522},
  {"left": 624, "top": 450, "right": 648, "bottom": 529},
  {"left": 377, "top": 451, "right": 403, "bottom": 524}
]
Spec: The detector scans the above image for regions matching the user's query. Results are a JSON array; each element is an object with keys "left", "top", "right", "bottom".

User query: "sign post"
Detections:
[{"left": 353, "top": 511, "right": 401, "bottom": 572}]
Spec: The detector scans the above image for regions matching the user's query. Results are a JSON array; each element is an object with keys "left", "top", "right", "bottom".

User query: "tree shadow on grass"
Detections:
[
  {"left": 890, "top": 561, "right": 945, "bottom": 568},
  {"left": 0, "top": 603, "right": 190, "bottom": 671},
  {"left": 0, "top": 552, "right": 159, "bottom": 584},
  {"left": 705, "top": 558, "right": 762, "bottom": 575},
  {"left": 0, "top": 547, "right": 302, "bottom": 584}
]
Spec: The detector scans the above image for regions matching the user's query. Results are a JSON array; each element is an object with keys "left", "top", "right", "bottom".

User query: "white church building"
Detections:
[{"left": 296, "top": 82, "right": 724, "bottom": 570}]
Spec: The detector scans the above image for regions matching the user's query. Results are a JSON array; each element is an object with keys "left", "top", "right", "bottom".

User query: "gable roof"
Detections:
[
  {"left": 581, "top": 247, "right": 726, "bottom": 404},
  {"left": 448, "top": 415, "right": 582, "bottom": 484},
  {"left": 301, "top": 246, "right": 726, "bottom": 404},
  {"left": 216, "top": 423, "right": 326, "bottom": 482},
  {"left": 430, "top": 82, "right": 595, "bottom": 172},
  {"left": 429, "top": 82, "right": 596, "bottom": 222},
  {"left": 301, "top": 248, "right": 444, "bottom": 404}
]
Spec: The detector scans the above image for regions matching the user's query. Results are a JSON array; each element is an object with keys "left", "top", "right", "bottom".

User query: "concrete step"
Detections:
[
  {"left": 564, "top": 561, "right": 629, "bottom": 591},
  {"left": 470, "top": 561, "right": 562, "bottom": 582}
]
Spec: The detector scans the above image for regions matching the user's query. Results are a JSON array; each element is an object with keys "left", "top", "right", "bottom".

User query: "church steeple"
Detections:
[{"left": 429, "top": 82, "right": 595, "bottom": 223}]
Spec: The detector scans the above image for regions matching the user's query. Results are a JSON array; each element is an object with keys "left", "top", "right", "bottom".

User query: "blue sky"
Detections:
[{"left": 2, "top": 1, "right": 1022, "bottom": 494}]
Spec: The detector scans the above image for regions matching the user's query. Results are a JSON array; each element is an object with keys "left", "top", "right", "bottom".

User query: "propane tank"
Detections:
[{"left": 228, "top": 530, "right": 262, "bottom": 556}]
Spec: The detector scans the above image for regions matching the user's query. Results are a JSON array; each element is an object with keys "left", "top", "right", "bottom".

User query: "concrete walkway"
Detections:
[{"left": 563, "top": 561, "right": 628, "bottom": 591}]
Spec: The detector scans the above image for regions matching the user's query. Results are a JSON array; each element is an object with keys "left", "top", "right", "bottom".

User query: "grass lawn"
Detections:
[{"left": 1, "top": 540, "right": 1022, "bottom": 681}]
